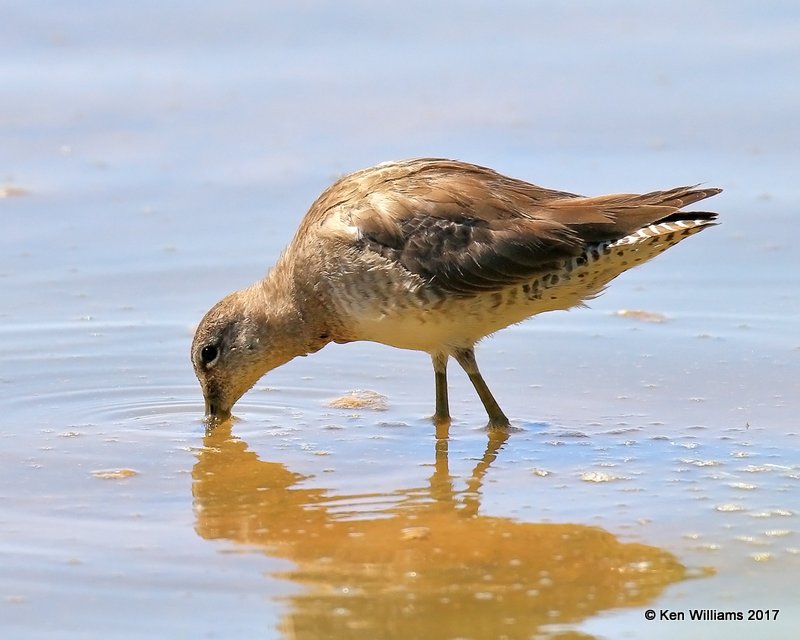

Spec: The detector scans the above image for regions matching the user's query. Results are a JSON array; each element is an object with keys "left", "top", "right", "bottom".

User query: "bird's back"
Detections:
[{"left": 286, "top": 159, "right": 720, "bottom": 350}]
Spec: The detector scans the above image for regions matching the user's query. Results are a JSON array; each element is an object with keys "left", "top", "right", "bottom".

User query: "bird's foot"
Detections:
[{"left": 484, "top": 418, "right": 523, "bottom": 434}]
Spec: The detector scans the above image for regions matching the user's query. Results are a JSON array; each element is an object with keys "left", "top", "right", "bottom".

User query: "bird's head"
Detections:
[{"left": 191, "top": 288, "right": 297, "bottom": 423}]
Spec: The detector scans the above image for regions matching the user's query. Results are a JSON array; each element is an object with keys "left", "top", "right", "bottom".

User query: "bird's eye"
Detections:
[{"left": 200, "top": 344, "right": 219, "bottom": 365}]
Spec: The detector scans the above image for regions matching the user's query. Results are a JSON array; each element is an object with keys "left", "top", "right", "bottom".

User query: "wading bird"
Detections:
[{"left": 192, "top": 159, "right": 720, "bottom": 431}]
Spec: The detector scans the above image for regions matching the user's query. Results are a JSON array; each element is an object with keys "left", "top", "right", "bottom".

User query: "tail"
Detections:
[
  {"left": 603, "top": 184, "right": 721, "bottom": 242},
  {"left": 634, "top": 185, "right": 722, "bottom": 211},
  {"left": 549, "top": 185, "right": 722, "bottom": 241},
  {"left": 613, "top": 214, "right": 717, "bottom": 247}
]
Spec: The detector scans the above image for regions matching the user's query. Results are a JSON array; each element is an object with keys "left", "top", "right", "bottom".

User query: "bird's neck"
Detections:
[{"left": 255, "top": 257, "right": 332, "bottom": 359}]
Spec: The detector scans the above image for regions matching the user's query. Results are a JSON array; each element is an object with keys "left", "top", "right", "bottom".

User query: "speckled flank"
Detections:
[
  {"left": 338, "top": 218, "right": 715, "bottom": 352},
  {"left": 523, "top": 217, "right": 716, "bottom": 314}
]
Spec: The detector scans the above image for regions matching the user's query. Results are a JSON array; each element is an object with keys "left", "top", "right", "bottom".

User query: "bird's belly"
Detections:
[
  {"left": 345, "top": 288, "right": 573, "bottom": 352},
  {"left": 338, "top": 271, "right": 597, "bottom": 352},
  {"left": 352, "top": 311, "right": 469, "bottom": 351}
]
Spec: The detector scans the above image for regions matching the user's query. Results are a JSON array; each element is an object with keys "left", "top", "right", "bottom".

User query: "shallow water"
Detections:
[{"left": 2, "top": 1, "right": 799, "bottom": 638}]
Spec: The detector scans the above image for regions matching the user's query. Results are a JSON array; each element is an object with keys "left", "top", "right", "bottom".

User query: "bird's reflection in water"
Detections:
[{"left": 193, "top": 425, "right": 688, "bottom": 639}]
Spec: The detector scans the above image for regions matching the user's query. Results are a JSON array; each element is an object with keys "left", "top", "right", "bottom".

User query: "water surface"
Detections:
[{"left": 2, "top": 1, "right": 799, "bottom": 638}]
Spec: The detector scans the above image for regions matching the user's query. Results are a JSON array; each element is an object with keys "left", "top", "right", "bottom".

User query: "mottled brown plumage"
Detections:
[{"left": 192, "top": 158, "right": 721, "bottom": 431}]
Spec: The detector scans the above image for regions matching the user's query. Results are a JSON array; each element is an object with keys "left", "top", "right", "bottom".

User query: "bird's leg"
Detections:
[
  {"left": 431, "top": 352, "right": 451, "bottom": 438},
  {"left": 453, "top": 347, "right": 511, "bottom": 429}
]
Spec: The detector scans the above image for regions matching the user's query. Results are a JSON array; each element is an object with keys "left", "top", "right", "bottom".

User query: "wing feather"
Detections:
[{"left": 312, "top": 159, "right": 720, "bottom": 296}]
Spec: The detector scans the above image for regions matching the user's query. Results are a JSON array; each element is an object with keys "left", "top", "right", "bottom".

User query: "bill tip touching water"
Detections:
[{"left": 191, "top": 158, "right": 721, "bottom": 431}]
